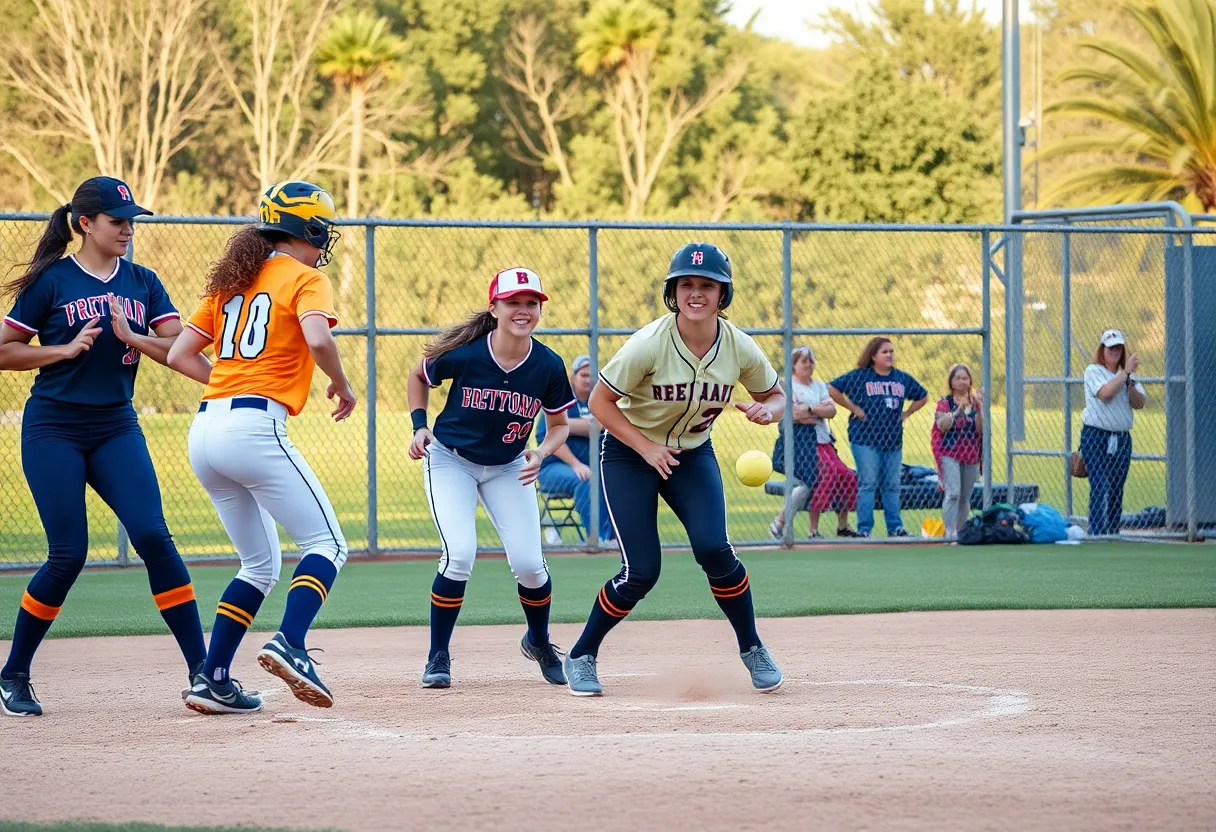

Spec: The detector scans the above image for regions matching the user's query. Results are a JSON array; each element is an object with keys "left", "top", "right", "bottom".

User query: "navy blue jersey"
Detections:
[
  {"left": 4, "top": 255, "right": 179, "bottom": 407},
  {"left": 828, "top": 367, "right": 927, "bottom": 451},
  {"left": 424, "top": 334, "right": 576, "bottom": 466}
]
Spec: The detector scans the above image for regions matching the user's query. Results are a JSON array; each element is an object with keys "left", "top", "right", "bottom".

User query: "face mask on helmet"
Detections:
[{"left": 307, "top": 220, "right": 340, "bottom": 268}]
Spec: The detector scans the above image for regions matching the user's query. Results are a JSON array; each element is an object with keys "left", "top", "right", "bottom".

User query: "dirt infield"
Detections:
[{"left": 2, "top": 609, "right": 1214, "bottom": 831}]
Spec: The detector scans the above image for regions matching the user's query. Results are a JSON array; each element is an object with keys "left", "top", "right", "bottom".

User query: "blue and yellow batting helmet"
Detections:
[{"left": 257, "top": 181, "right": 339, "bottom": 266}]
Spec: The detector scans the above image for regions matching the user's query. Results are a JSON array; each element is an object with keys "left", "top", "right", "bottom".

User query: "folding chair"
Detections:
[{"left": 537, "top": 487, "right": 585, "bottom": 543}]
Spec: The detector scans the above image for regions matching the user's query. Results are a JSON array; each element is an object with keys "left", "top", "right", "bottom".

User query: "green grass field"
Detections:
[
  {"left": 0, "top": 406, "right": 1173, "bottom": 565},
  {"left": 2, "top": 544, "right": 1211, "bottom": 641}
]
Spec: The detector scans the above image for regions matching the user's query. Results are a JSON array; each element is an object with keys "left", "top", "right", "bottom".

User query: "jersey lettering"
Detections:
[
  {"left": 459, "top": 386, "right": 541, "bottom": 420},
  {"left": 689, "top": 407, "right": 723, "bottom": 433},
  {"left": 651, "top": 381, "right": 734, "bottom": 403},
  {"left": 62, "top": 294, "right": 145, "bottom": 327}
]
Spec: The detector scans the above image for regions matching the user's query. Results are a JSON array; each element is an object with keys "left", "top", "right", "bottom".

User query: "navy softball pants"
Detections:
[
  {"left": 2, "top": 398, "right": 205, "bottom": 678},
  {"left": 569, "top": 434, "right": 761, "bottom": 658}
]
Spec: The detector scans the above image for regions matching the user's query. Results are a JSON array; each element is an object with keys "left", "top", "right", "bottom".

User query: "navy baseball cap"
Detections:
[{"left": 71, "top": 176, "right": 153, "bottom": 220}]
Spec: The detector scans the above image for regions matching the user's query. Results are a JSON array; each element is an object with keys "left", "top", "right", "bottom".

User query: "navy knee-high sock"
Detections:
[
  {"left": 1, "top": 578, "right": 63, "bottom": 679},
  {"left": 569, "top": 582, "right": 634, "bottom": 659},
  {"left": 708, "top": 562, "right": 761, "bottom": 652},
  {"left": 145, "top": 555, "right": 207, "bottom": 671},
  {"left": 518, "top": 577, "right": 553, "bottom": 648},
  {"left": 278, "top": 555, "right": 338, "bottom": 650},
  {"left": 203, "top": 578, "right": 267, "bottom": 682},
  {"left": 429, "top": 574, "right": 466, "bottom": 659}
]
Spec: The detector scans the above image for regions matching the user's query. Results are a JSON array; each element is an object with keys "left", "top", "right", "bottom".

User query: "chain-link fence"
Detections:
[{"left": 0, "top": 215, "right": 1210, "bottom": 568}]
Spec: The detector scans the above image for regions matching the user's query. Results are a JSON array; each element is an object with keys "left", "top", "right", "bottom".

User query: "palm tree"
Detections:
[
  {"left": 316, "top": 11, "right": 405, "bottom": 218},
  {"left": 574, "top": 0, "right": 663, "bottom": 78},
  {"left": 1038, "top": 0, "right": 1216, "bottom": 212}
]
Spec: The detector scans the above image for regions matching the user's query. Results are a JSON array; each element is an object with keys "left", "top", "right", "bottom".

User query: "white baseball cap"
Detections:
[
  {"left": 1100, "top": 328, "right": 1126, "bottom": 347},
  {"left": 489, "top": 266, "right": 548, "bottom": 303}
]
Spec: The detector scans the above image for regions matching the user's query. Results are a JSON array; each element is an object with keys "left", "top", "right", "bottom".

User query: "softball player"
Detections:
[
  {"left": 166, "top": 181, "right": 356, "bottom": 715},
  {"left": 0, "top": 176, "right": 210, "bottom": 717},
  {"left": 407, "top": 267, "right": 576, "bottom": 689},
  {"left": 563, "top": 243, "right": 787, "bottom": 697}
]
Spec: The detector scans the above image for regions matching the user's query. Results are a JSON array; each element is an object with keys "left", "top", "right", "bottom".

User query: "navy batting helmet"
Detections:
[
  {"left": 663, "top": 242, "right": 733, "bottom": 313},
  {"left": 257, "top": 181, "right": 340, "bottom": 267}
]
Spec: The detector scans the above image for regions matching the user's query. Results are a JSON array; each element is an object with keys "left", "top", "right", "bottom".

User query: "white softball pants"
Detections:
[
  {"left": 423, "top": 439, "right": 548, "bottom": 587},
  {"left": 188, "top": 396, "right": 348, "bottom": 596}
]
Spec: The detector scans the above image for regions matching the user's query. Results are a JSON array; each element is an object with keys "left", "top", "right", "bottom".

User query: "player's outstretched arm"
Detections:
[
  {"left": 164, "top": 327, "right": 216, "bottom": 384},
  {"left": 0, "top": 318, "right": 101, "bottom": 370},
  {"left": 735, "top": 383, "right": 786, "bottom": 425},
  {"left": 301, "top": 316, "right": 356, "bottom": 421}
]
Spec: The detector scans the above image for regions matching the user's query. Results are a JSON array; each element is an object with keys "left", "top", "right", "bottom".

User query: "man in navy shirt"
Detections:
[
  {"left": 829, "top": 337, "right": 928, "bottom": 537},
  {"left": 535, "top": 354, "right": 615, "bottom": 543}
]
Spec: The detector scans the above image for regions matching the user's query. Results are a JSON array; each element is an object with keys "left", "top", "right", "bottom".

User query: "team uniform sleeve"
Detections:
[
  {"left": 145, "top": 271, "right": 180, "bottom": 328},
  {"left": 542, "top": 357, "right": 577, "bottom": 414},
  {"left": 185, "top": 295, "right": 218, "bottom": 341},
  {"left": 294, "top": 270, "right": 338, "bottom": 328},
  {"left": 905, "top": 373, "right": 928, "bottom": 401},
  {"left": 421, "top": 349, "right": 459, "bottom": 388},
  {"left": 598, "top": 332, "right": 655, "bottom": 397},
  {"left": 4, "top": 277, "right": 54, "bottom": 336},
  {"left": 737, "top": 332, "right": 779, "bottom": 394}
]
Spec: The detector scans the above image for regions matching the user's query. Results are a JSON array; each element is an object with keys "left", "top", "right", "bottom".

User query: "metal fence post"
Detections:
[
  {"left": 981, "top": 231, "right": 993, "bottom": 509},
  {"left": 587, "top": 226, "right": 601, "bottom": 552},
  {"left": 1062, "top": 228, "right": 1074, "bottom": 519},
  {"left": 1183, "top": 231, "right": 1197, "bottom": 540},
  {"left": 1004, "top": 231, "right": 1016, "bottom": 502},
  {"left": 365, "top": 224, "right": 378, "bottom": 555},
  {"left": 780, "top": 227, "right": 795, "bottom": 547}
]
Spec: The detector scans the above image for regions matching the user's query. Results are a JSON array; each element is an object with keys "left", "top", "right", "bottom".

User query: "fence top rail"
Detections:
[
  {"left": 1013, "top": 201, "right": 1193, "bottom": 227},
  {"left": 0, "top": 213, "right": 1214, "bottom": 235}
]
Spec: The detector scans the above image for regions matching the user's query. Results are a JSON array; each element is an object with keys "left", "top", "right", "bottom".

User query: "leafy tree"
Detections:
[
  {"left": 317, "top": 10, "right": 407, "bottom": 218},
  {"left": 1038, "top": 0, "right": 1216, "bottom": 211}
]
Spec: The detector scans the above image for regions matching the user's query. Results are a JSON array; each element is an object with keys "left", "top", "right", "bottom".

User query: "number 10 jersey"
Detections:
[{"left": 186, "top": 252, "right": 337, "bottom": 416}]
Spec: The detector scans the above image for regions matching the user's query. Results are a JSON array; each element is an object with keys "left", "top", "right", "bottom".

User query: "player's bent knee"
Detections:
[
  {"left": 515, "top": 565, "right": 549, "bottom": 590},
  {"left": 235, "top": 566, "right": 276, "bottom": 597},
  {"left": 692, "top": 546, "right": 737, "bottom": 579},
  {"left": 45, "top": 549, "right": 88, "bottom": 581}
]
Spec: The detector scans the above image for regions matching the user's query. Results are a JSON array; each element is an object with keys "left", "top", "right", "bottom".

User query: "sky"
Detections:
[{"left": 723, "top": 0, "right": 1027, "bottom": 48}]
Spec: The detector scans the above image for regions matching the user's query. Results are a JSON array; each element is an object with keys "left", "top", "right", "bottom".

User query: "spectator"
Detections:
[
  {"left": 536, "top": 354, "right": 615, "bottom": 543},
  {"left": 932, "top": 364, "right": 984, "bottom": 537},
  {"left": 1080, "top": 328, "right": 1146, "bottom": 536},
  {"left": 769, "top": 346, "right": 857, "bottom": 539},
  {"left": 829, "top": 337, "right": 928, "bottom": 538}
]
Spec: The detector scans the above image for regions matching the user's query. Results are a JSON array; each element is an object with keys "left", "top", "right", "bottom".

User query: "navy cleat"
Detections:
[
  {"left": 563, "top": 652, "right": 603, "bottom": 697},
  {"left": 520, "top": 633, "right": 566, "bottom": 685},
  {"left": 257, "top": 631, "right": 333, "bottom": 708},
  {"left": 184, "top": 673, "right": 263, "bottom": 715},
  {"left": 740, "top": 645, "right": 784, "bottom": 692},
  {"left": 0, "top": 673, "right": 42, "bottom": 717},
  {"left": 422, "top": 651, "right": 451, "bottom": 688}
]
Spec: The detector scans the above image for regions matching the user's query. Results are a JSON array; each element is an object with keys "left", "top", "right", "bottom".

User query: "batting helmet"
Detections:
[
  {"left": 257, "top": 181, "right": 340, "bottom": 267},
  {"left": 663, "top": 242, "right": 733, "bottom": 313}
]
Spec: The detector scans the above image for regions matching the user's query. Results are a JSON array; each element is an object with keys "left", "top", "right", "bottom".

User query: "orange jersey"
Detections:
[{"left": 186, "top": 254, "right": 337, "bottom": 416}]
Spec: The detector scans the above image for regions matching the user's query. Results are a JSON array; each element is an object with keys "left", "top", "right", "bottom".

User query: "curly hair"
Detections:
[{"left": 201, "top": 225, "right": 276, "bottom": 298}]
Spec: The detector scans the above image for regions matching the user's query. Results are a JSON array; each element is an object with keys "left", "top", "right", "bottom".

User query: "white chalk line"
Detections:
[{"left": 243, "top": 678, "right": 1031, "bottom": 741}]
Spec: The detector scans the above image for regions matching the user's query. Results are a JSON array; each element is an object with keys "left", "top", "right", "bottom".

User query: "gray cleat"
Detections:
[
  {"left": 422, "top": 650, "right": 451, "bottom": 688},
  {"left": 740, "top": 645, "right": 784, "bottom": 692},
  {"left": 563, "top": 652, "right": 603, "bottom": 697}
]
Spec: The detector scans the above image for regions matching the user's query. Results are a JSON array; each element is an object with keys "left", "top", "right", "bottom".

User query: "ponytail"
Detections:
[
  {"left": 201, "top": 225, "right": 276, "bottom": 299},
  {"left": 423, "top": 310, "right": 498, "bottom": 358},
  {"left": 2, "top": 203, "right": 77, "bottom": 299}
]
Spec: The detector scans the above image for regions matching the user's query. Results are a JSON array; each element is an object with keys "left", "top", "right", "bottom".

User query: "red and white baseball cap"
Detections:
[{"left": 488, "top": 267, "right": 549, "bottom": 303}]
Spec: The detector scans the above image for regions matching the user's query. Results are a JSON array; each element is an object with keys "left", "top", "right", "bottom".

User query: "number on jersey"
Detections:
[
  {"left": 218, "top": 293, "right": 272, "bottom": 360},
  {"left": 503, "top": 421, "right": 533, "bottom": 443}
]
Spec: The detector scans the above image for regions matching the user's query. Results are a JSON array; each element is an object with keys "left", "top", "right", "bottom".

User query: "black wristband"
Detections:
[{"left": 411, "top": 408, "right": 428, "bottom": 431}]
